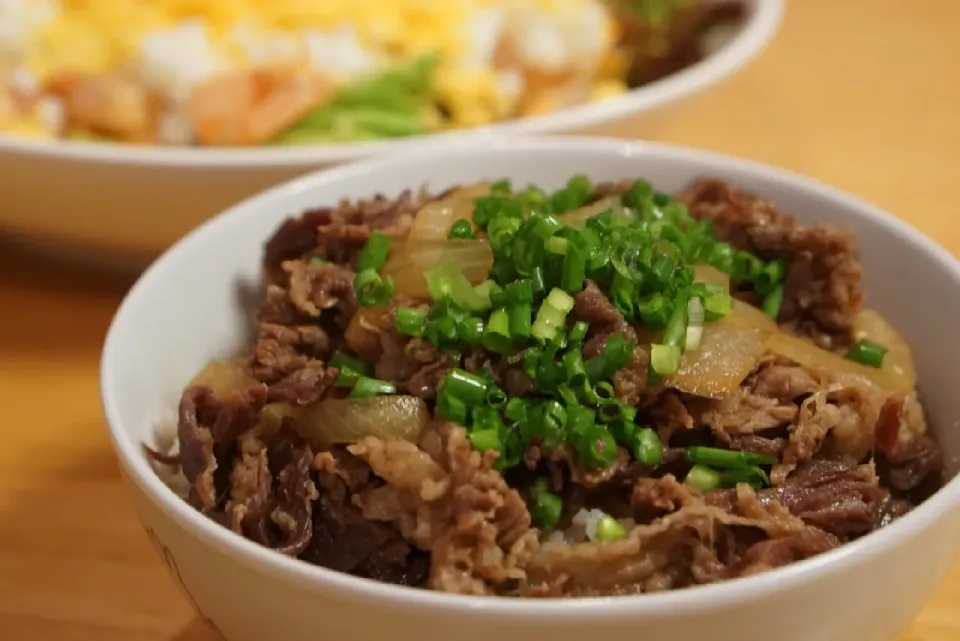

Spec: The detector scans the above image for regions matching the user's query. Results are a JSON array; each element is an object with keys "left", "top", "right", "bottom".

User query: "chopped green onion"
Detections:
[
  {"left": 532, "top": 288, "right": 575, "bottom": 341},
  {"left": 355, "top": 268, "right": 395, "bottom": 307},
  {"left": 437, "top": 392, "right": 468, "bottom": 424},
  {"left": 762, "top": 284, "right": 784, "bottom": 319},
  {"left": 457, "top": 316, "right": 485, "bottom": 344},
  {"left": 395, "top": 307, "right": 427, "bottom": 337},
  {"left": 486, "top": 385, "right": 508, "bottom": 408},
  {"left": 505, "top": 397, "right": 528, "bottom": 422},
  {"left": 638, "top": 292, "right": 670, "bottom": 329},
  {"left": 561, "top": 239, "right": 587, "bottom": 292},
  {"left": 329, "top": 353, "right": 373, "bottom": 378},
  {"left": 685, "top": 446, "right": 777, "bottom": 468},
  {"left": 310, "top": 256, "right": 328, "bottom": 264},
  {"left": 472, "top": 279, "right": 500, "bottom": 309},
  {"left": 531, "top": 491, "right": 563, "bottom": 530},
  {"left": 562, "top": 348, "right": 586, "bottom": 386},
  {"left": 845, "top": 338, "right": 888, "bottom": 368},
  {"left": 634, "top": 428, "right": 664, "bottom": 465},
  {"left": 719, "top": 466, "right": 771, "bottom": 489},
  {"left": 568, "top": 321, "right": 589, "bottom": 343},
  {"left": 756, "top": 259, "right": 788, "bottom": 293},
  {"left": 595, "top": 514, "right": 627, "bottom": 541},
  {"left": 685, "top": 464, "right": 721, "bottom": 492},
  {"left": 424, "top": 263, "right": 488, "bottom": 311},
  {"left": 333, "top": 365, "right": 361, "bottom": 388},
  {"left": 545, "top": 236, "right": 569, "bottom": 255},
  {"left": 355, "top": 233, "right": 393, "bottom": 272},
  {"left": 703, "top": 292, "right": 733, "bottom": 320},
  {"left": 504, "top": 279, "right": 535, "bottom": 304},
  {"left": 509, "top": 303, "right": 532, "bottom": 339},
  {"left": 448, "top": 219, "right": 475, "bottom": 239},
  {"left": 347, "top": 376, "right": 396, "bottom": 398},
  {"left": 488, "top": 216, "right": 522, "bottom": 252},
  {"left": 575, "top": 425, "right": 618, "bottom": 469},
  {"left": 662, "top": 291, "right": 689, "bottom": 348},
  {"left": 483, "top": 308, "right": 513, "bottom": 353},
  {"left": 733, "top": 251, "right": 762, "bottom": 282},
  {"left": 584, "top": 333, "right": 634, "bottom": 383},
  {"left": 441, "top": 368, "right": 490, "bottom": 408},
  {"left": 650, "top": 343, "right": 682, "bottom": 375},
  {"left": 469, "top": 427, "right": 502, "bottom": 454}
]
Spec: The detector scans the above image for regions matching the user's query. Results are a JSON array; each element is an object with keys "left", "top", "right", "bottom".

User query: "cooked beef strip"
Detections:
[
  {"left": 677, "top": 178, "right": 864, "bottom": 351},
  {"left": 167, "top": 178, "right": 944, "bottom": 597}
]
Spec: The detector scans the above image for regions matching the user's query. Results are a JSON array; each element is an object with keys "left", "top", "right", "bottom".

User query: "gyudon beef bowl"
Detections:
[{"left": 102, "top": 138, "right": 960, "bottom": 641}]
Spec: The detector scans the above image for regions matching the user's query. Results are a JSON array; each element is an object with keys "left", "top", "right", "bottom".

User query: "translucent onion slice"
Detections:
[
  {"left": 281, "top": 396, "right": 430, "bottom": 450},
  {"left": 407, "top": 182, "right": 490, "bottom": 243},
  {"left": 666, "top": 320, "right": 769, "bottom": 398},
  {"left": 383, "top": 239, "right": 493, "bottom": 300},
  {"left": 189, "top": 358, "right": 259, "bottom": 397},
  {"left": 853, "top": 308, "right": 917, "bottom": 391}
]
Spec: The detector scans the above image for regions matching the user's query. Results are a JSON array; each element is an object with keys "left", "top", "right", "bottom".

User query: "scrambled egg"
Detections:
[{"left": 0, "top": 0, "right": 626, "bottom": 143}]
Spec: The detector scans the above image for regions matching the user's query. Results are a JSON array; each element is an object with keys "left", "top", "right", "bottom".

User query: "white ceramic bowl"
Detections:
[
  {"left": 2, "top": 0, "right": 783, "bottom": 262},
  {"left": 101, "top": 136, "right": 960, "bottom": 641}
]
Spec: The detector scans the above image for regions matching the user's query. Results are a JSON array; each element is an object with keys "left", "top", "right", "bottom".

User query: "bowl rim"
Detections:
[
  {"left": 3, "top": 0, "right": 784, "bottom": 169},
  {"left": 102, "top": 136, "right": 960, "bottom": 619}
]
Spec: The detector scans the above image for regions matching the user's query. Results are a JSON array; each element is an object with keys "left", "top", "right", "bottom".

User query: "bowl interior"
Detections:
[{"left": 102, "top": 140, "right": 960, "bottom": 602}]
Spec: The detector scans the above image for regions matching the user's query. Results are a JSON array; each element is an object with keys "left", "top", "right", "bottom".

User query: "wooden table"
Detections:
[{"left": 2, "top": 1, "right": 958, "bottom": 639}]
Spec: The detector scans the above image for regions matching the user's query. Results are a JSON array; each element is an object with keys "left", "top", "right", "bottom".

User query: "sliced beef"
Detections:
[
  {"left": 677, "top": 178, "right": 863, "bottom": 350},
  {"left": 875, "top": 394, "right": 943, "bottom": 493},
  {"left": 305, "top": 448, "right": 428, "bottom": 586},
  {"left": 519, "top": 485, "right": 823, "bottom": 596},
  {"left": 572, "top": 280, "right": 637, "bottom": 358},
  {"left": 708, "top": 459, "right": 889, "bottom": 539},
  {"left": 348, "top": 422, "right": 533, "bottom": 595},
  {"left": 177, "top": 385, "right": 267, "bottom": 511},
  {"left": 262, "top": 188, "right": 427, "bottom": 284}
]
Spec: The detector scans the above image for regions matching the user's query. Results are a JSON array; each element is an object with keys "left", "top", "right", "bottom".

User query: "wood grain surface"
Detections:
[{"left": 1, "top": 1, "right": 958, "bottom": 639}]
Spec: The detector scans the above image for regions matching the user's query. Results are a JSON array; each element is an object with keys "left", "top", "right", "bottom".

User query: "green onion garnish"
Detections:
[
  {"left": 845, "top": 338, "right": 888, "bottom": 368},
  {"left": 483, "top": 308, "right": 513, "bottom": 353},
  {"left": 347, "top": 376, "right": 396, "bottom": 398},
  {"left": 355, "top": 233, "right": 393, "bottom": 273},
  {"left": 355, "top": 268, "right": 395, "bottom": 307},
  {"left": 685, "top": 464, "right": 721, "bottom": 492},
  {"left": 447, "top": 219, "right": 475, "bottom": 239},
  {"left": 685, "top": 446, "right": 777, "bottom": 468},
  {"left": 595, "top": 514, "right": 628, "bottom": 541},
  {"left": 633, "top": 428, "right": 664, "bottom": 465},
  {"left": 762, "top": 284, "right": 785, "bottom": 319},
  {"left": 329, "top": 352, "right": 373, "bottom": 379},
  {"left": 531, "top": 491, "right": 563, "bottom": 530},
  {"left": 531, "top": 288, "right": 574, "bottom": 341},
  {"left": 395, "top": 307, "right": 427, "bottom": 337}
]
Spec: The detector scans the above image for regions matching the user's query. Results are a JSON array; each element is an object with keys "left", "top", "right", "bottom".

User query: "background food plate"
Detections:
[{"left": 0, "top": 0, "right": 783, "bottom": 268}]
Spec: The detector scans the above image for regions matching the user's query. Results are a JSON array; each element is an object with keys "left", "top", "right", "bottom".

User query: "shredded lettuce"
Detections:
[{"left": 271, "top": 52, "right": 440, "bottom": 145}]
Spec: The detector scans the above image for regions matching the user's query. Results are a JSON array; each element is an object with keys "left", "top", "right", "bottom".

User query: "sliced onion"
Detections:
[
  {"left": 853, "top": 309, "right": 917, "bottom": 390},
  {"left": 765, "top": 330, "right": 913, "bottom": 394},
  {"left": 407, "top": 182, "right": 490, "bottom": 243},
  {"left": 282, "top": 396, "right": 430, "bottom": 450},
  {"left": 189, "top": 358, "right": 258, "bottom": 397},
  {"left": 344, "top": 305, "right": 395, "bottom": 360},
  {"left": 383, "top": 239, "right": 493, "bottom": 300},
  {"left": 667, "top": 322, "right": 768, "bottom": 398},
  {"left": 560, "top": 196, "right": 629, "bottom": 226}
]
